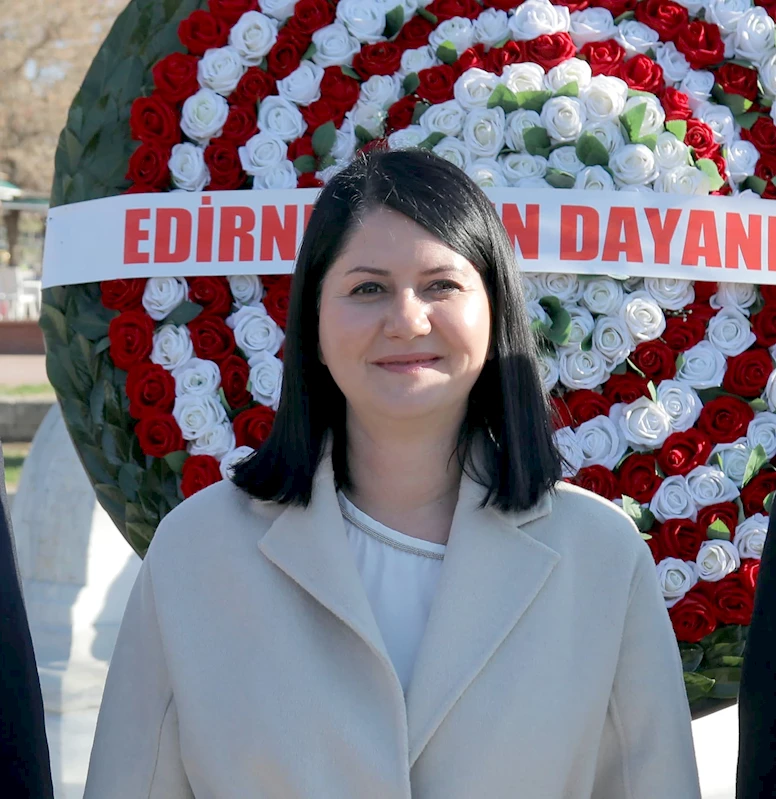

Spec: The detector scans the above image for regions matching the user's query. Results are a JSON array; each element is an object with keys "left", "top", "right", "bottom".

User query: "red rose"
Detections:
[
  {"left": 684, "top": 119, "right": 719, "bottom": 159},
  {"left": 553, "top": 0, "right": 590, "bottom": 9},
  {"left": 601, "top": 373, "right": 650, "bottom": 404},
  {"left": 287, "top": 135, "right": 315, "bottom": 161},
  {"left": 741, "top": 471, "right": 776, "bottom": 516},
  {"left": 694, "top": 281, "right": 717, "bottom": 303},
  {"left": 755, "top": 154, "right": 776, "bottom": 184},
  {"left": 135, "top": 414, "right": 185, "bottom": 458},
  {"left": 298, "top": 173, "right": 324, "bottom": 188},
  {"left": 386, "top": 96, "right": 417, "bottom": 134},
  {"left": 617, "top": 54, "right": 664, "bottom": 94},
  {"left": 188, "top": 277, "right": 233, "bottom": 317},
  {"left": 739, "top": 558, "right": 760, "bottom": 593},
  {"left": 353, "top": 42, "right": 403, "bottom": 79},
  {"left": 394, "top": 15, "right": 434, "bottom": 50},
  {"left": 229, "top": 67, "right": 277, "bottom": 106},
  {"left": 123, "top": 184, "right": 161, "bottom": 195},
  {"left": 178, "top": 10, "right": 229, "bottom": 56},
  {"left": 266, "top": 30, "right": 310, "bottom": 80},
  {"left": 674, "top": 21, "right": 725, "bottom": 70},
  {"left": 101, "top": 279, "right": 146, "bottom": 311},
  {"left": 669, "top": 591, "right": 718, "bottom": 643},
  {"left": 617, "top": 453, "right": 663, "bottom": 504},
  {"left": 483, "top": 0, "right": 524, "bottom": 8},
  {"left": 319, "top": 67, "right": 361, "bottom": 112},
  {"left": 455, "top": 44, "right": 486, "bottom": 74},
  {"left": 657, "top": 430, "right": 713, "bottom": 477},
  {"left": 129, "top": 95, "right": 180, "bottom": 146},
  {"left": 646, "top": 533, "right": 665, "bottom": 564},
  {"left": 661, "top": 315, "right": 706, "bottom": 352},
  {"left": 742, "top": 116, "right": 776, "bottom": 156},
  {"left": 126, "top": 143, "right": 171, "bottom": 189},
  {"left": 126, "top": 363, "right": 176, "bottom": 419},
  {"left": 715, "top": 63, "right": 759, "bottom": 101},
  {"left": 563, "top": 389, "right": 612, "bottom": 425},
  {"left": 188, "top": 315, "right": 236, "bottom": 362},
  {"left": 660, "top": 518, "right": 705, "bottom": 561},
  {"left": 589, "top": 0, "right": 637, "bottom": 15},
  {"left": 108, "top": 311, "right": 154, "bottom": 371},
  {"left": 287, "top": 0, "right": 336, "bottom": 35},
  {"left": 524, "top": 33, "right": 576, "bottom": 71},
  {"left": 416, "top": 65, "right": 457, "bottom": 104},
  {"left": 698, "top": 396, "right": 755, "bottom": 444},
  {"left": 752, "top": 305, "right": 776, "bottom": 347},
  {"left": 485, "top": 41, "right": 525, "bottom": 74},
  {"left": 152, "top": 53, "right": 200, "bottom": 104},
  {"left": 220, "top": 354, "right": 252, "bottom": 410},
  {"left": 208, "top": 0, "right": 258, "bottom": 25},
  {"left": 634, "top": 0, "right": 689, "bottom": 41},
  {"left": 706, "top": 572, "right": 755, "bottom": 626},
  {"left": 550, "top": 396, "right": 574, "bottom": 429},
  {"left": 660, "top": 87, "right": 692, "bottom": 120},
  {"left": 697, "top": 502, "right": 740, "bottom": 538},
  {"left": 426, "top": 0, "right": 481, "bottom": 21},
  {"left": 301, "top": 98, "right": 346, "bottom": 133},
  {"left": 234, "top": 405, "right": 276, "bottom": 449},
  {"left": 181, "top": 454, "right": 223, "bottom": 498},
  {"left": 219, "top": 105, "right": 258, "bottom": 145},
  {"left": 630, "top": 340, "right": 677, "bottom": 381},
  {"left": 579, "top": 39, "right": 626, "bottom": 77},
  {"left": 763, "top": 286, "right": 776, "bottom": 304},
  {"left": 684, "top": 301, "right": 717, "bottom": 326},
  {"left": 570, "top": 465, "right": 620, "bottom": 500},
  {"left": 263, "top": 276, "right": 291, "bottom": 328},
  {"left": 205, "top": 141, "right": 245, "bottom": 190},
  {"left": 723, "top": 348, "right": 774, "bottom": 398}
]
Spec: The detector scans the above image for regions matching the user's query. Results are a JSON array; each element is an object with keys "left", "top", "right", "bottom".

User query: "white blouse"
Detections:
[{"left": 337, "top": 490, "right": 446, "bottom": 694}]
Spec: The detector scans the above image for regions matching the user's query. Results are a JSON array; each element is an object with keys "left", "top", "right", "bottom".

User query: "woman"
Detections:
[{"left": 85, "top": 149, "right": 700, "bottom": 798}]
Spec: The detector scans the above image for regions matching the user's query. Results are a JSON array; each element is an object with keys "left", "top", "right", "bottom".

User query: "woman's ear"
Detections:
[{"left": 318, "top": 343, "right": 326, "bottom": 365}]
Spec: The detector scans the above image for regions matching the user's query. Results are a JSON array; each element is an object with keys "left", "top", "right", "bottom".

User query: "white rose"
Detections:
[
  {"left": 725, "top": 140, "right": 760, "bottom": 183},
  {"left": 228, "top": 275, "right": 263, "bottom": 308},
  {"left": 259, "top": 0, "right": 297, "bottom": 22},
  {"left": 695, "top": 101, "right": 736, "bottom": 146},
  {"left": 466, "top": 158, "right": 508, "bottom": 188},
  {"left": 624, "top": 276, "right": 644, "bottom": 293},
  {"left": 239, "top": 132, "right": 287, "bottom": 175},
  {"left": 581, "top": 277, "right": 623, "bottom": 315},
  {"left": 311, "top": 23, "right": 361, "bottom": 68},
  {"left": 229, "top": 10, "right": 279, "bottom": 64},
  {"left": 527, "top": 299, "right": 551, "bottom": 327},
  {"left": 142, "top": 278, "right": 188, "bottom": 322},
  {"left": 711, "top": 438, "right": 753, "bottom": 487},
  {"left": 331, "top": 119, "right": 357, "bottom": 162},
  {"left": 649, "top": 475, "right": 698, "bottom": 523},
  {"left": 335, "top": 0, "right": 386, "bottom": 44},
  {"left": 375, "top": 0, "right": 418, "bottom": 18},
  {"left": 252, "top": 161, "right": 298, "bottom": 190},
  {"left": 508, "top": 0, "right": 570, "bottom": 41},
  {"left": 674, "top": 0, "right": 706, "bottom": 14},
  {"left": 615, "top": 20, "right": 660, "bottom": 57},
  {"left": 277, "top": 61, "right": 324, "bottom": 106},
  {"left": 569, "top": 8, "right": 617, "bottom": 48},
  {"left": 500, "top": 152, "right": 548, "bottom": 184},
  {"left": 654, "top": 42, "right": 691, "bottom": 85},
  {"left": 581, "top": 75, "right": 628, "bottom": 123},
  {"left": 169, "top": 143, "right": 210, "bottom": 192},
  {"left": 248, "top": 350, "right": 284, "bottom": 410},
  {"left": 696, "top": 540, "right": 741, "bottom": 582},
  {"left": 554, "top": 426, "right": 584, "bottom": 478},
  {"left": 767, "top": 368, "right": 776, "bottom": 412},
  {"left": 615, "top": 396, "right": 672, "bottom": 451},
  {"left": 347, "top": 101, "right": 386, "bottom": 139},
  {"left": 454, "top": 68, "right": 501, "bottom": 111},
  {"left": 316, "top": 163, "right": 347, "bottom": 184},
  {"left": 189, "top": 422, "right": 236, "bottom": 461},
  {"left": 181, "top": 88, "right": 229, "bottom": 144},
  {"left": 654, "top": 166, "right": 711, "bottom": 195},
  {"left": 540, "top": 96, "right": 586, "bottom": 144},
  {"left": 686, "top": 465, "right": 740, "bottom": 508},
  {"left": 173, "top": 394, "right": 227, "bottom": 441},
  {"left": 679, "top": 70, "right": 715, "bottom": 112},
  {"left": 432, "top": 136, "right": 472, "bottom": 170},
  {"left": 577, "top": 415, "right": 627, "bottom": 469},
  {"left": 151, "top": 325, "right": 194, "bottom": 371},
  {"left": 544, "top": 58, "right": 593, "bottom": 92},
  {"left": 501, "top": 63, "right": 546, "bottom": 95},
  {"left": 735, "top": 514, "right": 769, "bottom": 559},
  {"left": 574, "top": 165, "right": 615, "bottom": 191},
  {"left": 619, "top": 184, "right": 655, "bottom": 194},
  {"left": 620, "top": 290, "right": 666, "bottom": 342},
  {"left": 474, "top": 8, "right": 510, "bottom": 49},
  {"left": 609, "top": 144, "right": 659, "bottom": 187},
  {"left": 711, "top": 283, "right": 758, "bottom": 313},
  {"left": 706, "top": 307, "right": 756, "bottom": 357},
  {"left": 359, "top": 74, "right": 401, "bottom": 109},
  {"left": 654, "top": 132, "right": 691, "bottom": 172},
  {"left": 226, "top": 304, "right": 284, "bottom": 357},
  {"left": 197, "top": 47, "right": 246, "bottom": 96},
  {"left": 643, "top": 277, "right": 695, "bottom": 311},
  {"left": 258, "top": 95, "right": 306, "bottom": 142},
  {"left": 580, "top": 120, "right": 624, "bottom": 156},
  {"left": 462, "top": 107, "right": 506, "bottom": 158},
  {"left": 538, "top": 351, "right": 560, "bottom": 392},
  {"left": 591, "top": 315, "right": 633, "bottom": 367},
  {"left": 219, "top": 445, "right": 256, "bottom": 480},
  {"left": 398, "top": 46, "right": 437, "bottom": 79},
  {"left": 505, "top": 109, "right": 543, "bottom": 151},
  {"left": 421, "top": 100, "right": 468, "bottom": 137},
  {"left": 759, "top": 52, "right": 776, "bottom": 98},
  {"left": 623, "top": 95, "right": 665, "bottom": 137},
  {"left": 657, "top": 558, "right": 699, "bottom": 608},
  {"left": 566, "top": 304, "right": 595, "bottom": 345},
  {"left": 734, "top": 7, "right": 776, "bottom": 65},
  {"left": 559, "top": 348, "right": 609, "bottom": 390},
  {"left": 676, "top": 341, "right": 727, "bottom": 389},
  {"left": 548, "top": 145, "right": 584, "bottom": 174},
  {"left": 514, "top": 177, "right": 551, "bottom": 188},
  {"left": 388, "top": 125, "right": 426, "bottom": 150},
  {"left": 522, "top": 274, "right": 542, "bottom": 303},
  {"left": 748, "top": 411, "right": 776, "bottom": 459},
  {"left": 428, "top": 18, "right": 476, "bottom": 56},
  {"left": 535, "top": 273, "right": 582, "bottom": 303},
  {"left": 173, "top": 357, "right": 221, "bottom": 397},
  {"left": 707, "top": 0, "right": 755, "bottom": 36},
  {"left": 657, "top": 380, "right": 703, "bottom": 433}
]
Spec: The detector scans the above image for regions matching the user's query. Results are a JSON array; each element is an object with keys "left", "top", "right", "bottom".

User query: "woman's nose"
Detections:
[{"left": 383, "top": 290, "right": 432, "bottom": 338}]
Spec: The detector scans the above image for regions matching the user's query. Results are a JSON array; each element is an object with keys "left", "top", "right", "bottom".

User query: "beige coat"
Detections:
[{"left": 84, "top": 440, "right": 701, "bottom": 798}]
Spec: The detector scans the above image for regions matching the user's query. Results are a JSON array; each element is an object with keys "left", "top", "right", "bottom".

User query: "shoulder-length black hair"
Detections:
[{"left": 232, "top": 147, "right": 561, "bottom": 513}]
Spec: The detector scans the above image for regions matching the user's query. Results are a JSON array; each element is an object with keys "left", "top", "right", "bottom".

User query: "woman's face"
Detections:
[{"left": 318, "top": 206, "right": 493, "bottom": 429}]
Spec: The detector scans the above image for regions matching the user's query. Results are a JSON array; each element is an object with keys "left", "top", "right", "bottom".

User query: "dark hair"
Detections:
[{"left": 232, "top": 148, "right": 561, "bottom": 513}]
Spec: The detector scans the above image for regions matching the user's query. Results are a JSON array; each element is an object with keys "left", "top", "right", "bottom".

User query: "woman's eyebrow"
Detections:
[{"left": 343, "top": 265, "right": 465, "bottom": 277}]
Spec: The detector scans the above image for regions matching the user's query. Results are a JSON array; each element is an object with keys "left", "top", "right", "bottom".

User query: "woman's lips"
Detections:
[{"left": 374, "top": 357, "right": 442, "bottom": 373}]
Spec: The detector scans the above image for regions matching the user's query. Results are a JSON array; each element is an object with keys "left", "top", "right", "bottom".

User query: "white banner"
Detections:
[{"left": 42, "top": 187, "right": 776, "bottom": 288}]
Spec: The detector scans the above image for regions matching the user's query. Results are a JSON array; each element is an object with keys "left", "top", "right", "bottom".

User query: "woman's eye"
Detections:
[
  {"left": 351, "top": 282, "right": 384, "bottom": 295},
  {"left": 431, "top": 280, "right": 460, "bottom": 293}
]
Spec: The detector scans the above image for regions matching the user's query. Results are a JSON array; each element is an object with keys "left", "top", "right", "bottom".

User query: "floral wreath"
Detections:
[{"left": 42, "top": 0, "right": 776, "bottom": 716}]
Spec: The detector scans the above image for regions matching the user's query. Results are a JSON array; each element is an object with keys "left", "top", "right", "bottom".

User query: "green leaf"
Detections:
[
  {"left": 750, "top": 397, "right": 768, "bottom": 412},
  {"left": 743, "top": 175, "right": 768, "bottom": 195},
  {"left": 614, "top": 10, "right": 636, "bottom": 23},
  {"left": 89, "top": 380, "right": 106, "bottom": 427},
  {"left": 701, "top": 667, "right": 742, "bottom": 699},
  {"left": 70, "top": 314, "right": 110, "bottom": 341},
  {"left": 545, "top": 168, "right": 576, "bottom": 189},
  {"left": 402, "top": 72, "right": 420, "bottom": 96},
  {"left": 647, "top": 380, "right": 657, "bottom": 403},
  {"left": 38, "top": 304, "right": 69, "bottom": 346},
  {"left": 743, "top": 443, "right": 769, "bottom": 487},
  {"left": 418, "top": 131, "right": 446, "bottom": 150},
  {"left": 163, "top": 450, "right": 189, "bottom": 474},
  {"left": 355, "top": 124, "right": 375, "bottom": 144},
  {"left": 318, "top": 154, "right": 336, "bottom": 169},
  {"left": 666, "top": 119, "right": 687, "bottom": 142},
  {"left": 736, "top": 112, "right": 765, "bottom": 130},
  {"left": 679, "top": 643, "right": 704, "bottom": 672},
  {"left": 696, "top": 158, "right": 725, "bottom": 191},
  {"left": 411, "top": 101, "right": 429, "bottom": 124},
  {"left": 94, "top": 483, "right": 127, "bottom": 524},
  {"left": 165, "top": 300, "right": 203, "bottom": 326},
  {"left": 621, "top": 494, "right": 655, "bottom": 533},
  {"left": 417, "top": 8, "right": 438, "bottom": 24},
  {"left": 626, "top": 357, "right": 646, "bottom": 378},
  {"left": 340, "top": 65, "right": 360, "bottom": 81},
  {"left": 554, "top": 81, "right": 578, "bottom": 98},
  {"left": 516, "top": 89, "right": 552, "bottom": 112},
  {"left": 293, "top": 155, "right": 317, "bottom": 174},
  {"left": 383, "top": 5, "right": 404, "bottom": 38},
  {"left": 118, "top": 463, "right": 143, "bottom": 502},
  {"left": 487, "top": 83, "right": 520, "bottom": 113},
  {"left": 302, "top": 42, "right": 317, "bottom": 61},
  {"left": 683, "top": 672, "right": 716, "bottom": 703},
  {"left": 538, "top": 296, "right": 572, "bottom": 346},
  {"left": 580, "top": 331, "right": 593, "bottom": 352},
  {"left": 675, "top": 352, "right": 685, "bottom": 372},
  {"left": 764, "top": 491, "right": 776, "bottom": 514},
  {"left": 620, "top": 102, "right": 647, "bottom": 142},
  {"left": 707, "top": 519, "right": 731, "bottom": 541},
  {"left": 634, "top": 133, "right": 657, "bottom": 150},
  {"left": 312, "top": 120, "right": 337, "bottom": 157},
  {"left": 94, "top": 336, "right": 111, "bottom": 355},
  {"left": 436, "top": 40, "right": 458, "bottom": 65},
  {"left": 523, "top": 126, "right": 551, "bottom": 157},
  {"left": 711, "top": 84, "right": 753, "bottom": 117},
  {"left": 576, "top": 132, "right": 609, "bottom": 167}
]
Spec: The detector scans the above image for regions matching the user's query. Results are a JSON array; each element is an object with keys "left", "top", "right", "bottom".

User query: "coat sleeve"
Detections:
[
  {"left": 84, "top": 550, "right": 194, "bottom": 799},
  {"left": 592, "top": 545, "right": 701, "bottom": 799}
]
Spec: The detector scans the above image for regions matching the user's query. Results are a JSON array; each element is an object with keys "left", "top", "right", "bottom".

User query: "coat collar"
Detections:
[{"left": 256, "top": 434, "right": 560, "bottom": 768}]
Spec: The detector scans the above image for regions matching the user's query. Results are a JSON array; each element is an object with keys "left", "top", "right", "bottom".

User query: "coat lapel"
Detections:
[{"left": 405, "top": 471, "right": 560, "bottom": 768}]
